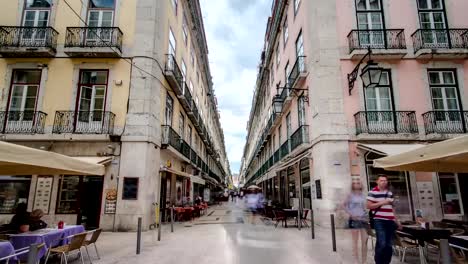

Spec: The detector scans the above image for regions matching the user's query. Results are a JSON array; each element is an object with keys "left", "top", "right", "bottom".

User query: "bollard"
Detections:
[
  {"left": 297, "top": 209, "right": 302, "bottom": 230},
  {"left": 157, "top": 210, "right": 162, "bottom": 241},
  {"left": 439, "top": 239, "right": 452, "bottom": 264},
  {"left": 170, "top": 206, "right": 174, "bottom": 233},
  {"left": 311, "top": 210, "right": 315, "bottom": 239},
  {"left": 26, "top": 243, "right": 39, "bottom": 264},
  {"left": 136, "top": 217, "right": 142, "bottom": 254},
  {"left": 330, "top": 214, "right": 336, "bottom": 252}
]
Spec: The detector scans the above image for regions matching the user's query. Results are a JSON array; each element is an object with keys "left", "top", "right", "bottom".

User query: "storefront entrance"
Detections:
[{"left": 78, "top": 176, "right": 103, "bottom": 230}]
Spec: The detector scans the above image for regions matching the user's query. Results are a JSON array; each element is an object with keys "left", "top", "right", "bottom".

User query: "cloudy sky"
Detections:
[{"left": 200, "top": 0, "right": 272, "bottom": 174}]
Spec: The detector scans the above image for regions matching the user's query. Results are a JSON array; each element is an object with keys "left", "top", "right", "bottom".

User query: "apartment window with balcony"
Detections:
[
  {"left": 182, "top": 60, "right": 187, "bottom": 81},
  {"left": 285, "top": 61, "right": 290, "bottom": 87},
  {"left": 23, "top": 0, "right": 51, "bottom": 27},
  {"left": 417, "top": 0, "right": 447, "bottom": 45},
  {"left": 77, "top": 70, "right": 108, "bottom": 123},
  {"left": 179, "top": 112, "right": 185, "bottom": 139},
  {"left": 298, "top": 96, "right": 306, "bottom": 126},
  {"left": 8, "top": 70, "right": 41, "bottom": 120},
  {"left": 428, "top": 70, "right": 461, "bottom": 120},
  {"left": 87, "top": 0, "right": 115, "bottom": 43},
  {"left": 364, "top": 71, "right": 393, "bottom": 121},
  {"left": 278, "top": 125, "right": 282, "bottom": 144},
  {"left": 188, "top": 126, "right": 192, "bottom": 145},
  {"left": 283, "top": 16, "right": 288, "bottom": 45},
  {"left": 296, "top": 30, "right": 304, "bottom": 57},
  {"left": 355, "top": 0, "right": 384, "bottom": 47},
  {"left": 294, "top": 0, "right": 301, "bottom": 15},
  {"left": 165, "top": 93, "right": 174, "bottom": 126},
  {"left": 169, "top": 29, "right": 176, "bottom": 56},
  {"left": 171, "top": 0, "right": 178, "bottom": 15},
  {"left": 182, "top": 16, "right": 188, "bottom": 46},
  {"left": 276, "top": 43, "right": 280, "bottom": 68},
  {"left": 286, "top": 113, "right": 292, "bottom": 138}
]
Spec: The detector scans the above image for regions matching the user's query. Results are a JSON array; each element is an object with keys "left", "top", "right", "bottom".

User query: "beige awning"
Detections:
[
  {"left": 72, "top": 156, "right": 113, "bottom": 165},
  {"left": 0, "top": 141, "right": 105, "bottom": 175},
  {"left": 160, "top": 167, "right": 192, "bottom": 178},
  {"left": 373, "top": 136, "right": 468, "bottom": 173},
  {"left": 358, "top": 143, "right": 425, "bottom": 156}
]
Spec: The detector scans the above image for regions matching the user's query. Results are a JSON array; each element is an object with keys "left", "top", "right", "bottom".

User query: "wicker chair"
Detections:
[
  {"left": 394, "top": 233, "right": 420, "bottom": 262},
  {"left": 45, "top": 232, "right": 87, "bottom": 264},
  {"left": 83, "top": 228, "right": 102, "bottom": 262}
]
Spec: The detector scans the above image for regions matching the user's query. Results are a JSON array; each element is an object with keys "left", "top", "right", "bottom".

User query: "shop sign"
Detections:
[
  {"left": 104, "top": 189, "right": 117, "bottom": 214},
  {"left": 33, "top": 177, "right": 53, "bottom": 214}
]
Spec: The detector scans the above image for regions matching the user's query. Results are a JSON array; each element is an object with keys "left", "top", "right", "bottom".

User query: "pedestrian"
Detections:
[
  {"left": 343, "top": 180, "right": 368, "bottom": 264},
  {"left": 246, "top": 190, "right": 260, "bottom": 224},
  {"left": 367, "top": 174, "right": 402, "bottom": 264}
]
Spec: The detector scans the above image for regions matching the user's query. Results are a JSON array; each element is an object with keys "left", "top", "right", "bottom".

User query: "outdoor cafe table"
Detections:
[
  {"left": 399, "top": 226, "right": 452, "bottom": 264},
  {"left": 0, "top": 241, "right": 17, "bottom": 263},
  {"left": 282, "top": 209, "right": 309, "bottom": 228},
  {"left": 9, "top": 225, "right": 85, "bottom": 261}
]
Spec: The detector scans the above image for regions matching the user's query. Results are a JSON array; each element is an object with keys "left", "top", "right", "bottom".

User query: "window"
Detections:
[
  {"left": 22, "top": 0, "right": 51, "bottom": 43},
  {"left": 286, "top": 112, "right": 292, "bottom": 138},
  {"left": 169, "top": 29, "right": 176, "bottom": 56},
  {"left": 273, "top": 134, "right": 276, "bottom": 150},
  {"left": 0, "top": 176, "right": 31, "bottom": 214},
  {"left": 56, "top": 176, "right": 80, "bottom": 214},
  {"left": 276, "top": 43, "right": 280, "bottom": 68},
  {"left": 298, "top": 96, "right": 306, "bottom": 126},
  {"left": 355, "top": 0, "right": 384, "bottom": 47},
  {"left": 294, "top": 0, "right": 301, "bottom": 15},
  {"left": 182, "top": 60, "right": 187, "bottom": 81},
  {"left": 278, "top": 125, "right": 282, "bottom": 144},
  {"left": 87, "top": 0, "right": 115, "bottom": 43},
  {"left": 300, "top": 159, "right": 311, "bottom": 209},
  {"left": 283, "top": 16, "right": 288, "bottom": 45},
  {"left": 364, "top": 71, "right": 393, "bottom": 122},
  {"left": 77, "top": 70, "right": 108, "bottom": 124},
  {"left": 8, "top": 70, "right": 41, "bottom": 120},
  {"left": 417, "top": 0, "right": 447, "bottom": 45},
  {"left": 191, "top": 48, "right": 195, "bottom": 67},
  {"left": 189, "top": 80, "right": 194, "bottom": 93},
  {"left": 182, "top": 16, "right": 188, "bottom": 45},
  {"left": 438, "top": 173, "right": 462, "bottom": 215},
  {"left": 165, "top": 93, "right": 174, "bottom": 126},
  {"left": 284, "top": 61, "right": 290, "bottom": 87},
  {"left": 295, "top": 30, "right": 305, "bottom": 72},
  {"left": 123, "top": 178, "right": 139, "bottom": 200},
  {"left": 429, "top": 70, "right": 460, "bottom": 121},
  {"left": 188, "top": 126, "right": 192, "bottom": 145},
  {"left": 179, "top": 112, "right": 185, "bottom": 138},
  {"left": 171, "top": 0, "right": 178, "bottom": 15}
]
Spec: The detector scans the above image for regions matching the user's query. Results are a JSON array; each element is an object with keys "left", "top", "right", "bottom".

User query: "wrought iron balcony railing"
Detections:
[
  {"left": 165, "top": 54, "right": 184, "bottom": 87},
  {"left": 0, "top": 26, "right": 58, "bottom": 50},
  {"left": 354, "top": 111, "right": 418, "bottom": 135},
  {"left": 279, "top": 139, "right": 290, "bottom": 159},
  {"left": 348, "top": 29, "right": 406, "bottom": 52},
  {"left": 412, "top": 29, "right": 468, "bottom": 53},
  {"left": 273, "top": 149, "right": 280, "bottom": 163},
  {"left": 0, "top": 111, "right": 47, "bottom": 134},
  {"left": 290, "top": 125, "right": 309, "bottom": 151},
  {"left": 52, "top": 111, "right": 115, "bottom": 134},
  {"left": 65, "top": 27, "right": 123, "bottom": 51},
  {"left": 162, "top": 125, "right": 182, "bottom": 150},
  {"left": 279, "top": 86, "right": 289, "bottom": 102},
  {"left": 288, "top": 56, "right": 307, "bottom": 87},
  {"left": 423, "top": 111, "right": 468, "bottom": 134}
]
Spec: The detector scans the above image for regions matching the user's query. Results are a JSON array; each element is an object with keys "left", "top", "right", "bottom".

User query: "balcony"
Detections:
[
  {"left": 0, "top": 26, "right": 58, "bottom": 57},
  {"left": 181, "top": 140, "right": 190, "bottom": 160},
  {"left": 288, "top": 56, "right": 307, "bottom": 88},
  {"left": 164, "top": 54, "right": 184, "bottom": 96},
  {"left": 347, "top": 29, "right": 407, "bottom": 59},
  {"left": 64, "top": 27, "right": 123, "bottom": 57},
  {"left": 179, "top": 83, "right": 193, "bottom": 112},
  {"left": 161, "top": 125, "right": 182, "bottom": 150},
  {"left": 290, "top": 125, "right": 309, "bottom": 152},
  {"left": 354, "top": 111, "right": 419, "bottom": 135},
  {"left": 52, "top": 111, "right": 115, "bottom": 134},
  {"left": 279, "top": 139, "right": 290, "bottom": 159},
  {"left": 411, "top": 29, "right": 468, "bottom": 59},
  {"left": 423, "top": 111, "right": 468, "bottom": 134},
  {"left": 0, "top": 111, "right": 47, "bottom": 134}
]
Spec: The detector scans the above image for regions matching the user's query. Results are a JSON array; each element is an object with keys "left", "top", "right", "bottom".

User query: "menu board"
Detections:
[{"left": 33, "top": 177, "right": 53, "bottom": 214}]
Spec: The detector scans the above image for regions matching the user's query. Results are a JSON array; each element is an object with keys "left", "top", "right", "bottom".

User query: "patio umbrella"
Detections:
[
  {"left": 247, "top": 185, "right": 261, "bottom": 190},
  {"left": 373, "top": 135, "right": 468, "bottom": 173},
  {"left": 0, "top": 141, "right": 105, "bottom": 175}
]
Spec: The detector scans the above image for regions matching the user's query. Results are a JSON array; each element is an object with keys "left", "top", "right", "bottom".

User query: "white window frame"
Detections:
[
  {"left": 294, "top": 0, "right": 301, "bottom": 15},
  {"left": 283, "top": 16, "right": 288, "bottom": 45},
  {"left": 438, "top": 173, "right": 464, "bottom": 217},
  {"left": 169, "top": 29, "right": 176, "bottom": 56}
]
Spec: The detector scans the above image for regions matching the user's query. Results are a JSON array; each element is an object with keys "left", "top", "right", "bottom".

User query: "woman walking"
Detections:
[{"left": 343, "top": 180, "right": 368, "bottom": 264}]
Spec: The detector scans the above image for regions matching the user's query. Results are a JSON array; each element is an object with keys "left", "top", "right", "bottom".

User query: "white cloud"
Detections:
[{"left": 200, "top": 0, "right": 271, "bottom": 173}]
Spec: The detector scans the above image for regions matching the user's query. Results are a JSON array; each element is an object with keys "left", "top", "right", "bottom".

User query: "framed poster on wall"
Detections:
[{"left": 33, "top": 176, "right": 53, "bottom": 214}]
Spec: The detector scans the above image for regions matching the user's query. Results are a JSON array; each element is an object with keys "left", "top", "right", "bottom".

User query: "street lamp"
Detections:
[
  {"left": 360, "top": 60, "right": 383, "bottom": 89},
  {"left": 272, "top": 95, "right": 283, "bottom": 114}
]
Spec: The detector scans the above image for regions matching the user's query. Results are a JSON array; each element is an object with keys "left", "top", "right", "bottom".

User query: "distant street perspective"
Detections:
[{"left": 0, "top": 0, "right": 468, "bottom": 264}]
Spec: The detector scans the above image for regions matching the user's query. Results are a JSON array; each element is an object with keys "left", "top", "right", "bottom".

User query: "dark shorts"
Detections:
[{"left": 348, "top": 219, "right": 368, "bottom": 229}]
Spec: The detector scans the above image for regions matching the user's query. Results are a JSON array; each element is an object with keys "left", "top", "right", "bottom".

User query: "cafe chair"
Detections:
[
  {"left": 273, "top": 210, "right": 286, "bottom": 228},
  {"left": 301, "top": 210, "right": 310, "bottom": 228},
  {"left": 83, "top": 228, "right": 102, "bottom": 262},
  {"left": 394, "top": 233, "right": 419, "bottom": 262},
  {"left": 44, "top": 232, "right": 87, "bottom": 264}
]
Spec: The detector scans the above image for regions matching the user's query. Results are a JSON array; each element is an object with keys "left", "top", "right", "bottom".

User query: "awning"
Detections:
[
  {"left": 275, "top": 150, "right": 311, "bottom": 172},
  {"left": 160, "top": 167, "right": 191, "bottom": 178},
  {"left": 191, "top": 175, "right": 206, "bottom": 185},
  {"left": 72, "top": 156, "right": 113, "bottom": 165},
  {"left": 374, "top": 135, "right": 468, "bottom": 173},
  {"left": 0, "top": 141, "right": 105, "bottom": 175},
  {"left": 357, "top": 143, "right": 425, "bottom": 156}
]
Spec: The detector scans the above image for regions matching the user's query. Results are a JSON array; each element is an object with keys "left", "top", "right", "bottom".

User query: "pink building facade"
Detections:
[{"left": 241, "top": 0, "right": 468, "bottom": 225}]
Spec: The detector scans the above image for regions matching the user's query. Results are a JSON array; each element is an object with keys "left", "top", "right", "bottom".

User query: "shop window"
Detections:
[
  {"left": 56, "top": 176, "right": 80, "bottom": 214},
  {"left": 438, "top": 173, "right": 462, "bottom": 215},
  {"left": 300, "top": 158, "right": 311, "bottom": 209},
  {"left": 122, "top": 178, "right": 139, "bottom": 200},
  {"left": 0, "top": 176, "right": 31, "bottom": 214},
  {"left": 288, "top": 166, "right": 296, "bottom": 207}
]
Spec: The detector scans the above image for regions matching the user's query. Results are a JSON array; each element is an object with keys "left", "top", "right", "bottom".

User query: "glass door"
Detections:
[
  {"left": 429, "top": 71, "right": 462, "bottom": 132},
  {"left": 76, "top": 71, "right": 108, "bottom": 133},
  {"left": 418, "top": 0, "right": 448, "bottom": 46},
  {"left": 22, "top": 10, "right": 49, "bottom": 45},
  {"left": 356, "top": 0, "right": 384, "bottom": 47},
  {"left": 87, "top": 0, "right": 115, "bottom": 45},
  {"left": 364, "top": 71, "right": 393, "bottom": 132}
]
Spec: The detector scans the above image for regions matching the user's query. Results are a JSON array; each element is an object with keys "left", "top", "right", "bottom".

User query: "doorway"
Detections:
[{"left": 78, "top": 176, "right": 103, "bottom": 230}]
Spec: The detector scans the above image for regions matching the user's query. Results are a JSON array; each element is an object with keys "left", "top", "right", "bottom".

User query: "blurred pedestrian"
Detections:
[
  {"left": 246, "top": 190, "right": 260, "bottom": 224},
  {"left": 343, "top": 180, "right": 368, "bottom": 264},
  {"left": 9, "top": 203, "right": 30, "bottom": 233}
]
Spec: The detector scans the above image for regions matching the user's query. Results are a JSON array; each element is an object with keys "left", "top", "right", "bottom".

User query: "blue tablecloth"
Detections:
[
  {"left": 9, "top": 225, "right": 85, "bottom": 261},
  {"left": 0, "top": 241, "right": 17, "bottom": 263}
]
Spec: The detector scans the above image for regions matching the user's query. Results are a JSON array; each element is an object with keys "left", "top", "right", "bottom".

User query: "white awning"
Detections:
[
  {"left": 357, "top": 143, "right": 425, "bottom": 156},
  {"left": 191, "top": 175, "right": 206, "bottom": 185},
  {"left": 0, "top": 141, "right": 105, "bottom": 175},
  {"left": 160, "top": 167, "right": 191, "bottom": 178},
  {"left": 72, "top": 156, "right": 113, "bottom": 165}
]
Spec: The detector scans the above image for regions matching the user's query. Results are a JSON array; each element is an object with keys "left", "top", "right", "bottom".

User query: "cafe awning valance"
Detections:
[
  {"left": 358, "top": 143, "right": 425, "bottom": 156},
  {"left": 373, "top": 136, "right": 468, "bottom": 173},
  {"left": 0, "top": 141, "right": 105, "bottom": 175}
]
